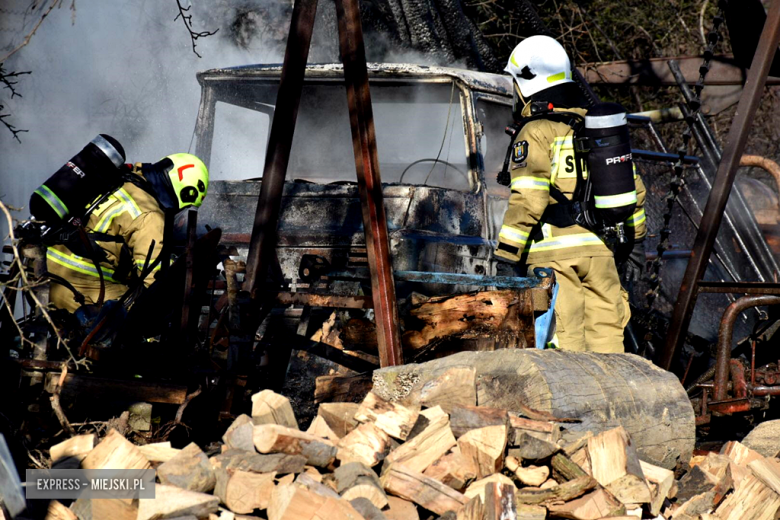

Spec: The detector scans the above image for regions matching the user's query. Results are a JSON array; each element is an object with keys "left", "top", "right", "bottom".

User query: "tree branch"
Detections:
[{"left": 174, "top": 0, "right": 219, "bottom": 58}]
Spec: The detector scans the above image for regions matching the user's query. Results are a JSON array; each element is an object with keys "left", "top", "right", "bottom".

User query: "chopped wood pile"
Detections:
[{"left": 41, "top": 388, "right": 780, "bottom": 520}]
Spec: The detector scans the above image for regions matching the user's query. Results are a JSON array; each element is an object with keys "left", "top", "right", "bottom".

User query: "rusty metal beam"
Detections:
[
  {"left": 579, "top": 54, "right": 780, "bottom": 86},
  {"left": 335, "top": 0, "right": 403, "bottom": 367},
  {"left": 661, "top": 0, "right": 780, "bottom": 371},
  {"left": 242, "top": 0, "right": 319, "bottom": 300}
]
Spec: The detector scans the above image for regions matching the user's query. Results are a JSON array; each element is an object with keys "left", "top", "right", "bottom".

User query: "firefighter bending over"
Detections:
[
  {"left": 30, "top": 135, "right": 209, "bottom": 313},
  {"left": 494, "top": 36, "right": 647, "bottom": 352}
]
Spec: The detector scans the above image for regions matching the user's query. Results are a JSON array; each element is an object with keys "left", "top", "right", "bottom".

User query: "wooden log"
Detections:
[
  {"left": 372, "top": 350, "right": 695, "bottom": 469},
  {"left": 418, "top": 367, "right": 477, "bottom": 413},
  {"left": 715, "top": 474, "right": 780, "bottom": 520},
  {"left": 675, "top": 462, "right": 733, "bottom": 504},
  {"left": 455, "top": 496, "right": 484, "bottom": 520},
  {"left": 516, "top": 504, "right": 546, "bottom": 520},
  {"left": 50, "top": 434, "right": 94, "bottom": 464},
  {"left": 306, "top": 416, "right": 341, "bottom": 443},
  {"left": 505, "top": 456, "right": 549, "bottom": 486},
  {"left": 210, "top": 449, "right": 307, "bottom": 475},
  {"left": 457, "top": 425, "right": 507, "bottom": 479},
  {"left": 547, "top": 488, "right": 626, "bottom": 519},
  {"left": 314, "top": 373, "right": 373, "bottom": 404},
  {"left": 138, "top": 442, "right": 181, "bottom": 463},
  {"left": 484, "top": 482, "right": 516, "bottom": 520},
  {"left": 464, "top": 474, "right": 516, "bottom": 503},
  {"left": 223, "top": 414, "right": 255, "bottom": 452},
  {"left": 317, "top": 403, "right": 360, "bottom": 438},
  {"left": 639, "top": 460, "right": 674, "bottom": 516},
  {"left": 383, "top": 406, "right": 456, "bottom": 474},
  {"left": 384, "top": 496, "right": 420, "bottom": 520},
  {"left": 721, "top": 441, "right": 764, "bottom": 467},
  {"left": 380, "top": 464, "right": 469, "bottom": 515},
  {"left": 748, "top": 457, "right": 780, "bottom": 495},
  {"left": 509, "top": 416, "right": 560, "bottom": 444},
  {"left": 670, "top": 490, "right": 718, "bottom": 520},
  {"left": 268, "top": 483, "right": 365, "bottom": 520},
  {"left": 252, "top": 390, "right": 298, "bottom": 429},
  {"left": 551, "top": 453, "right": 588, "bottom": 481},
  {"left": 337, "top": 422, "right": 391, "bottom": 467},
  {"left": 569, "top": 447, "right": 592, "bottom": 477},
  {"left": 254, "top": 425, "right": 337, "bottom": 468},
  {"left": 214, "top": 469, "right": 275, "bottom": 514},
  {"left": 587, "top": 427, "right": 650, "bottom": 505},
  {"left": 349, "top": 497, "right": 387, "bottom": 520},
  {"left": 334, "top": 461, "right": 388, "bottom": 509},
  {"left": 82, "top": 429, "right": 151, "bottom": 470},
  {"left": 515, "top": 476, "right": 597, "bottom": 506},
  {"left": 295, "top": 472, "right": 342, "bottom": 500},
  {"left": 44, "top": 373, "right": 187, "bottom": 404},
  {"left": 354, "top": 392, "right": 421, "bottom": 441},
  {"left": 423, "top": 447, "right": 477, "bottom": 492},
  {"left": 158, "top": 442, "right": 216, "bottom": 493},
  {"left": 742, "top": 419, "right": 780, "bottom": 458},
  {"left": 137, "top": 484, "right": 219, "bottom": 520},
  {"left": 509, "top": 432, "right": 557, "bottom": 462},
  {"left": 44, "top": 500, "right": 77, "bottom": 520},
  {"left": 449, "top": 406, "right": 509, "bottom": 439}
]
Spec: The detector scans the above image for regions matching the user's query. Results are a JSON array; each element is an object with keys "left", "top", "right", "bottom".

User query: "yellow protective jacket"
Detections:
[
  {"left": 48, "top": 166, "right": 165, "bottom": 312},
  {"left": 495, "top": 105, "right": 646, "bottom": 265}
]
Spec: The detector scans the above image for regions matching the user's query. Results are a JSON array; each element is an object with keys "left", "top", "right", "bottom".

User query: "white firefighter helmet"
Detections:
[{"left": 504, "top": 35, "right": 574, "bottom": 98}]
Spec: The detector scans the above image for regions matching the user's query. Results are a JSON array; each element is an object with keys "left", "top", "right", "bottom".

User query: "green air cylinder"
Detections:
[
  {"left": 30, "top": 134, "right": 126, "bottom": 225},
  {"left": 583, "top": 103, "right": 637, "bottom": 226}
]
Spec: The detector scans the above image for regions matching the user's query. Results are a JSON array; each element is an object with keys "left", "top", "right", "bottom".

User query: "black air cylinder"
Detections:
[{"left": 30, "top": 134, "right": 125, "bottom": 225}]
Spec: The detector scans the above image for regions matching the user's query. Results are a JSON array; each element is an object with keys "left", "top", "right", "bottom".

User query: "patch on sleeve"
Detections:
[{"left": 512, "top": 140, "right": 528, "bottom": 166}]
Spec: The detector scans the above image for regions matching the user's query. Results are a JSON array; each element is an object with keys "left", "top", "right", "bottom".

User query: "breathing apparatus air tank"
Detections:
[{"left": 30, "top": 134, "right": 126, "bottom": 226}]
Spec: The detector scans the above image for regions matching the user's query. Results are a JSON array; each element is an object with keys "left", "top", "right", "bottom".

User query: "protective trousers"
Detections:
[{"left": 529, "top": 256, "right": 629, "bottom": 352}]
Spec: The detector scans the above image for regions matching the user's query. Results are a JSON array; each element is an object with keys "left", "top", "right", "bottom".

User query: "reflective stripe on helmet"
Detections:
[
  {"left": 34, "top": 185, "right": 69, "bottom": 219},
  {"left": 47, "top": 248, "right": 117, "bottom": 283},
  {"left": 499, "top": 225, "right": 530, "bottom": 247},
  {"left": 547, "top": 71, "right": 567, "bottom": 83},
  {"left": 510, "top": 176, "right": 550, "bottom": 191},
  {"left": 527, "top": 232, "right": 604, "bottom": 252},
  {"left": 594, "top": 191, "right": 637, "bottom": 209},
  {"left": 91, "top": 134, "right": 124, "bottom": 168},
  {"left": 626, "top": 207, "right": 646, "bottom": 227},
  {"left": 585, "top": 112, "right": 628, "bottom": 129}
]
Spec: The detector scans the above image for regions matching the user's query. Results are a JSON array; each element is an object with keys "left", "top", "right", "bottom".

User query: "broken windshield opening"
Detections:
[
  {"left": 476, "top": 97, "right": 513, "bottom": 195},
  {"left": 207, "top": 80, "right": 471, "bottom": 191}
]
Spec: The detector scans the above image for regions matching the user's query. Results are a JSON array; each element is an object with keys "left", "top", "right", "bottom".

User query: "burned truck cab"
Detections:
[{"left": 193, "top": 63, "right": 517, "bottom": 294}]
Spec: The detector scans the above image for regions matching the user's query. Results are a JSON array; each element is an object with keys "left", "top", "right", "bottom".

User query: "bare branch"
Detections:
[
  {"left": 174, "top": 0, "right": 219, "bottom": 58},
  {"left": 0, "top": 0, "right": 62, "bottom": 64}
]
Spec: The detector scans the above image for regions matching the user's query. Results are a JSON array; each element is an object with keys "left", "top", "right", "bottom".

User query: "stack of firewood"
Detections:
[{"left": 42, "top": 388, "right": 780, "bottom": 520}]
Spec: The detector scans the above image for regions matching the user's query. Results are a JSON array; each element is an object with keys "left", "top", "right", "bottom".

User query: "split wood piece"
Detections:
[
  {"left": 214, "top": 469, "right": 275, "bottom": 514},
  {"left": 91, "top": 497, "right": 138, "bottom": 520},
  {"left": 748, "top": 457, "right": 780, "bottom": 495},
  {"left": 44, "top": 500, "right": 76, "bottom": 520},
  {"left": 515, "top": 476, "right": 597, "bottom": 506},
  {"left": 380, "top": 464, "right": 468, "bottom": 516},
  {"left": 223, "top": 414, "right": 255, "bottom": 452},
  {"left": 509, "top": 433, "right": 558, "bottom": 461},
  {"left": 720, "top": 440, "right": 764, "bottom": 467},
  {"left": 349, "top": 497, "right": 387, "bottom": 520},
  {"left": 303, "top": 466, "right": 322, "bottom": 483},
  {"left": 50, "top": 434, "right": 94, "bottom": 464},
  {"left": 464, "top": 474, "right": 516, "bottom": 503},
  {"left": 254, "top": 425, "right": 337, "bottom": 468},
  {"left": 137, "top": 484, "right": 219, "bottom": 520},
  {"left": 317, "top": 402, "right": 360, "bottom": 438},
  {"left": 484, "top": 482, "right": 516, "bottom": 520},
  {"left": 449, "top": 406, "right": 509, "bottom": 439},
  {"left": 211, "top": 449, "right": 307, "bottom": 475},
  {"left": 547, "top": 488, "right": 625, "bottom": 519},
  {"left": 509, "top": 415, "right": 560, "bottom": 444},
  {"left": 457, "top": 425, "right": 507, "bottom": 479},
  {"left": 138, "top": 442, "right": 181, "bottom": 464},
  {"left": 277, "top": 473, "right": 295, "bottom": 486},
  {"left": 295, "top": 472, "right": 342, "bottom": 500},
  {"left": 540, "top": 479, "right": 557, "bottom": 489},
  {"left": 675, "top": 461, "right": 733, "bottom": 504},
  {"left": 334, "top": 462, "right": 388, "bottom": 509},
  {"left": 383, "top": 496, "right": 420, "bottom": 520},
  {"left": 354, "top": 392, "right": 421, "bottom": 441},
  {"left": 158, "top": 442, "right": 216, "bottom": 493},
  {"left": 715, "top": 474, "right": 780, "bottom": 520},
  {"left": 423, "top": 447, "right": 477, "bottom": 492},
  {"left": 337, "top": 422, "right": 391, "bottom": 467},
  {"left": 505, "top": 456, "right": 549, "bottom": 486},
  {"left": 551, "top": 452, "right": 588, "bottom": 481},
  {"left": 314, "top": 373, "right": 373, "bottom": 404},
  {"left": 383, "top": 406, "right": 455, "bottom": 474},
  {"left": 569, "top": 447, "right": 592, "bottom": 476},
  {"left": 455, "top": 496, "right": 484, "bottom": 520},
  {"left": 639, "top": 460, "right": 674, "bottom": 516},
  {"left": 81, "top": 429, "right": 151, "bottom": 471},
  {"left": 252, "top": 390, "right": 298, "bottom": 429},
  {"left": 516, "top": 504, "right": 546, "bottom": 520},
  {"left": 670, "top": 489, "right": 718, "bottom": 520},
  {"left": 587, "top": 426, "right": 650, "bottom": 505},
  {"left": 306, "top": 416, "right": 341, "bottom": 443},
  {"left": 418, "top": 367, "right": 477, "bottom": 414},
  {"left": 268, "top": 483, "right": 365, "bottom": 520}
]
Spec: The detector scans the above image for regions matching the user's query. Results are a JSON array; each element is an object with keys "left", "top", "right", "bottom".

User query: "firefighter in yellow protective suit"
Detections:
[
  {"left": 47, "top": 153, "right": 209, "bottom": 313},
  {"left": 494, "top": 36, "right": 647, "bottom": 352}
]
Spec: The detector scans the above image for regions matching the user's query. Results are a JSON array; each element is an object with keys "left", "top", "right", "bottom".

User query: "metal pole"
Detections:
[
  {"left": 335, "top": 0, "right": 403, "bottom": 367},
  {"left": 661, "top": 0, "right": 780, "bottom": 370},
  {"left": 243, "top": 0, "right": 319, "bottom": 299}
]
